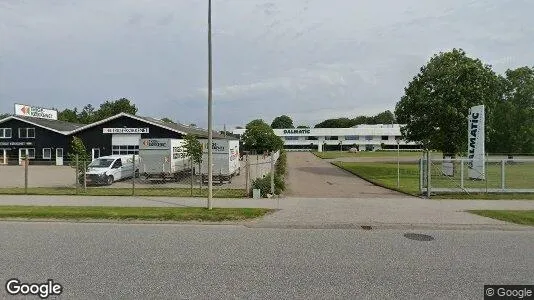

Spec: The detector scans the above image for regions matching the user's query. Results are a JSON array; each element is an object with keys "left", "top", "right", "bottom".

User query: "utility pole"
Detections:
[{"left": 207, "top": 0, "right": 213, "bottom": 210}]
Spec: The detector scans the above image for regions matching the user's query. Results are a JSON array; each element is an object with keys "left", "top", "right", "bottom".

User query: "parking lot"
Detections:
[{"left": 0, "top": 155, "right": 273, "bottom": 190}]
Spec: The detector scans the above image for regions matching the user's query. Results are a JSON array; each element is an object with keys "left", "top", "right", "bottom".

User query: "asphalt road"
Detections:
[{"left": 1, "top": 222, "right": 533, "bottom": 299}]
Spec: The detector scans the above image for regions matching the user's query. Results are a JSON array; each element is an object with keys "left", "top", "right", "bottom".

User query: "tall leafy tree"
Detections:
[
  {"left": 78, "top": 104, "right": 97, "bottom": 124},
  {"left": 57, "top": 108, "right": 79, "bottom": 123},
  {"left": 96, "top": 98, "right": 137, "bottom": 120},
  {"left": 183, "top": 134, "right": 203, "bottom": 195},
  {"left": 371, "top": 110, "right": 396, "bottom": 124},
  {"left": 395, "top": 48, "right": 502, "bottom": 155},
  {"left": 314, "top": 118, "right": 353, "bottom": 128},
  {"left": 0, "top": 113, "right": 9, "bottom": 119},
  {"left": 489, "top": 66, "right": 534, "bottom": 154},
  {"left": 271, "top": 115, "right": 294, "bottom": 129},
  {"left": 242, "top": 119, "right": 283, "bottom": 153}
]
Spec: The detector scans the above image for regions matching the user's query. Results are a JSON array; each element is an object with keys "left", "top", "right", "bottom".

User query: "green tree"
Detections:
[
  {"left": 67, "top": 136, "right": 91, "bottom": 169},
  {"left": 271, "top": 115, "right": 294, "bottom": 129},
  {"left": 160, "top": 117, "right": 176, "bottom": 124},
  {"left": 58, "top": 108, "right": 79, "bottom": 123},
  {"left": 96, "top": 98, "right": 138, "bottom": 120},
  {"left": 183, "top": 134, "right": 203, "bottom": 195},
  {"left": 395, "top": 48, "right": 502, "bottom": 155},
  {"left": 371, "top": 110, "right": 396, "bottom": 124},
  {"left": 242, "top": 119, "right": 283, "bottom": 153},
  {"left": 78, "top": 104, "right": 97, "bottom": 124},
  {"left": 314, "top": 118, "right": 353, "bottom": 128},
  {"left": 0, "top": 113, "right": 10, "bottom": 119}
]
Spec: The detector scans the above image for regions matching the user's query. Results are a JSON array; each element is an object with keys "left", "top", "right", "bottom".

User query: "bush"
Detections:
[
  {"left": 250, "top": 149, "right": 288, "bottom": 198},
  {"left": 251, "top": 172, "right": 285, "bottom": 197}
]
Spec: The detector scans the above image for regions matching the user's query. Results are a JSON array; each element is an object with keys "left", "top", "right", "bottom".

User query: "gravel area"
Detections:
[{"left": 284, "top": 152, "right": 404, "bottom": 198}]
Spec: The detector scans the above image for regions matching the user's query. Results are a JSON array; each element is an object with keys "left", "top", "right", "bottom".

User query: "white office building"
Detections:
[{"left": 232, "top": 124, "right": 420, "bottom": 152}]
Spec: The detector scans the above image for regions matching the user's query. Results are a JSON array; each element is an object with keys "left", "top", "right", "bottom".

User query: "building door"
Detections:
[
  {"left": 92, "top": 148, "right": 100, "bottom": 161},
  {"left": 0, "top": 149, "right": 6, "bottom": 165},
  {"left": 56, "top": 148, "right": 64, "bottom": 166}
]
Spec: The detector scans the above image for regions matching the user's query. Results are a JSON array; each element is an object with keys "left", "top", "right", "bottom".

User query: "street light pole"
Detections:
[{"left": 207, "top": 0, "right": 213, "bottom": 210}]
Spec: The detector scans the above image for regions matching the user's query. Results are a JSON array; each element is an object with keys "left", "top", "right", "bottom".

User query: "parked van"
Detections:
[{"left": 83, "top": 155, "right": 139, "bottom": 185}]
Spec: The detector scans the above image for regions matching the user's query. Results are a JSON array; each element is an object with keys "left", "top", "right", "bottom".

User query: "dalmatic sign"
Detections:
[
  {"left": 14, "top": 104, "right": 58, "bottom": 120},
  {"left": 467, "top": 105, "right": 485, "bottom": 180}
]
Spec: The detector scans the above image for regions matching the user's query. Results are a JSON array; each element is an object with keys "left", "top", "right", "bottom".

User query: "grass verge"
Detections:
[
  {"left": 469, "top": 210, "right": 534, "bottom": 225},
  {"left": 312, "top": 151, "right": 440, "bottom": 159},
  {"left": 332, "top": 162, "right": 534, "bottom": 200},
  {"left": 0, "top": 206, "right": 271, "bottom": 222},
  {"left": 0, "top": 187, "right": 245, "bottom": 198}
]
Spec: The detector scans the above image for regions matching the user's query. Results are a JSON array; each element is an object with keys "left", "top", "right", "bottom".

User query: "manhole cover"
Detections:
[
  {"left": 361, "top": 225, "right": 372, "bottom": 230},
  {"left": 403, "top": 233, "right": 434, "bottom": 241}
]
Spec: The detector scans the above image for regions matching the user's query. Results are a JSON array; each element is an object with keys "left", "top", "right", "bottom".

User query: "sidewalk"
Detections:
[{"left": 0, "top": 195, "right": 532, "bottom": 229}]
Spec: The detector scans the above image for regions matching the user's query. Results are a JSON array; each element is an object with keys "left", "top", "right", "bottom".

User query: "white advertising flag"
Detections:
[{"left": 467, "top": 105, "right": 485, "bottom": 180}]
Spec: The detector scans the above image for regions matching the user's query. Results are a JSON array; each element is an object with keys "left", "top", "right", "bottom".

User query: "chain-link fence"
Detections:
[
  {"left": 421, "top": 156, "right": 534, "bottom": 195},
  {"left": 0, "top": 152, "right": 280, "bottom": 198}
]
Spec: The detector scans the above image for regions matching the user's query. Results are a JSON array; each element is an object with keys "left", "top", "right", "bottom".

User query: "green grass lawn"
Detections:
[
  {"left": 333, "top": 161, "right": 534, "bottom": 200},
  {"left": 0, "top": 187, "right": 245, "bottom": 198},
  {"left": 0, "top": 206, "right": 271, "bottom": 221},
  {"left": 469, "top": 210, "right": 534, "bottom": 225},
  {"left": 312, "top": 151, "right": 442, "bottom": 159}
]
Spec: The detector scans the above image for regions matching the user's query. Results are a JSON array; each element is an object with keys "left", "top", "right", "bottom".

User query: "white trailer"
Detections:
[
  {"left": 195, "top": 139, "right": 240, "bottom": 183},
  {"left": 138, "top": 138, "right": 190, "bottom": 182}
]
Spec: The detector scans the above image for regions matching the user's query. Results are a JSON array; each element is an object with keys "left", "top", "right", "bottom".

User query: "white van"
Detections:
[{"left": 84, "top": 155, "right": 139, "bottom": 185}]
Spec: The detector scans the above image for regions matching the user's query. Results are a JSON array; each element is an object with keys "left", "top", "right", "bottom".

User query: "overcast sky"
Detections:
[{"left": 1, "top": 0, "right": 533, "bottom": 129}]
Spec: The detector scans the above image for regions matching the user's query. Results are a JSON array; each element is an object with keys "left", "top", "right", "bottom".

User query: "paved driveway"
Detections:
[{"left": 285, "top": 152, "right": 404, "bottom": 198}]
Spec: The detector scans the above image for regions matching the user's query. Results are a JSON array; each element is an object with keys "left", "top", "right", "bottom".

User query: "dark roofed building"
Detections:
[{"left": 0, "top": 112, "right": 235, "bottom": 165}]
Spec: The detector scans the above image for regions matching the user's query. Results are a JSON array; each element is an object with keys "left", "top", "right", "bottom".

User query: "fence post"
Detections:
[
  {"left": 501, "top": 159, "right": 505, "bottom": 191},
  {"left": 190, "top": 159, "right": 193, "bottom": 196},
  {"left": 132, "top": 154, "right": 136, "bottom": 196},
  {"left": 270, "top": 152, "right": 275, "bottom": 195},
  {"left": 198, "top": 162, "right": 202, "bottom": 194},
  {"left": 24, "top": 156, "right": 29, "bottom": 195},
  {"left": 75, "top": 154, "right": 79, "bottom": 194},
  {"left": 419, "top": 158, "right": 423, "bottom": 194},
  {"left": 83, "top": 159, "right": 87, "bottom": 193},
  {"left": 460, "top": 159, "right": 464, "bottom": 190},
  {"left": 245, "top": 156, "right": 250, "bottom": 197},
  {"left": 426, "top": 151, "right": 431, "bottom": 198}
]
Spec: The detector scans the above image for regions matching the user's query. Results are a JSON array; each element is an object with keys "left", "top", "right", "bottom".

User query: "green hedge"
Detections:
[{"left": 251, "top": 150, "right": 287, "bottom": 197}]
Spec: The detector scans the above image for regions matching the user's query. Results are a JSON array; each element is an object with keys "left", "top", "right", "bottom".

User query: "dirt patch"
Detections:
[{"left": 285, "top": 152, "right": 404, "bottom": 198}]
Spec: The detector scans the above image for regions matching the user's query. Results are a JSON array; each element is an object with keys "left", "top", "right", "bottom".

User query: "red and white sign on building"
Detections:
[{"left": 14, "top": 104, "right": 58, "bottom": 120}]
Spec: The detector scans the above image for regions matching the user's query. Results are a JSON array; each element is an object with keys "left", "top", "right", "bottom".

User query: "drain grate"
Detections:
[
  {"left": 326, "top": 181, "right": 333, "bottom": 185},
  {"left": 403, "top": 233, "right": 434, "bottom": 241},
  {"left": 361, "top": 225, "right": 372, "bottom": 230}
]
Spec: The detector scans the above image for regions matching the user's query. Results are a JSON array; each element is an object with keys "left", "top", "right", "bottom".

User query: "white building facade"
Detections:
[{"left": 233, "top": 124, "right": 420, "bottom": 152}]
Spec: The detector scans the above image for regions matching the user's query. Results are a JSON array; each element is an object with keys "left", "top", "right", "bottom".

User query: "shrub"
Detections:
[{"left": 251, "top": 172, "right": 285, "bottom": 197}]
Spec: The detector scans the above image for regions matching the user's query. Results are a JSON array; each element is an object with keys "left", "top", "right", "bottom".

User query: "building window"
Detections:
[
  {"left": 0, "top": 128, "right": 12, "bottom": 138},
  {"left": 381, "top": 136, "right": 389, "bottom": 141},
  {"left": 42, "top": 148, "right": 52, "bottom": 159},
  {"left": 365, "top": 136, "right": 373, "bottom": 141},
  {"left": 20, "top": 148, "right": 36, "bottom": 159},
  {"left": 19, "top": 128, "right": 35, "bottom": 138},
  {"left": 112, "top": 145, "right": 139, "bottom": 155},
  {"left": 306, "top": 136, "right": 318, "bottom": 140},
  {"left": 345, "top": 136, "right": 358, "bottom": 140},
  {"left": 284, "top": 136, "right": 298, "bottom": 141}
]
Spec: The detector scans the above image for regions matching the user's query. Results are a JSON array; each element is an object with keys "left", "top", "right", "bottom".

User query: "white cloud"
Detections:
[{"left": 1, "top": 0, "right": 533, "bottom": 127}]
